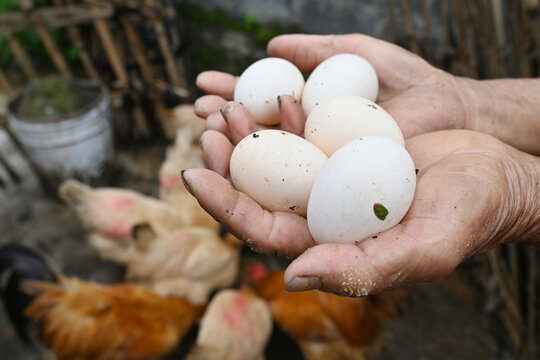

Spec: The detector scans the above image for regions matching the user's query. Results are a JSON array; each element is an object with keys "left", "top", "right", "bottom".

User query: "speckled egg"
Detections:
[
  {"left": 302, "top": 53, "right": 378, "bottom": 116},
  {"left": 307, "top": 136, "right": 416, "bottom": 244},
  {"left": 230, "top": 129, "right": 328, "bottom": 216},
  {"left": 234, "top": 58, "right": 304, "bottom": 126},
  {"left": 305, "top": 95, "right": 404, "bottom": 156}
]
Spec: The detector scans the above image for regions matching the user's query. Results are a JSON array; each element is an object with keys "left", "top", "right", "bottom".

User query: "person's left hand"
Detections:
[{"left": 182, "top": 129, "right": 540, "bottom": 296}]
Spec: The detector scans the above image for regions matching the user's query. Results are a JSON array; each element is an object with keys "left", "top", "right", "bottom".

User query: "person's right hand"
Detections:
[{"left": 194, "top": 33, "right": 473, "bottom": 141}]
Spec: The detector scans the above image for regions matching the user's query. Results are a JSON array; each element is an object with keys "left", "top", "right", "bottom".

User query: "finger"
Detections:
[
  {"left": 206, "top": 111, "right": 232, "bottom": 140},
  {"left": 196, "top": 71, "right": 238, "bottom": 100},
  {"left": 267, "top": 34, "right": 427, "bottom": 94},
  {"left": 194, "top": 95, "right": 227, "bottom": 118},
  {"left": 200, "top": 130, "right": 233, "bottom": 178},
  {"left": 283, "top": 222, "right": 462, "bottom": 296},
  {"left": 181, "top": 168, "right": 316, "bottom": 258},
  {"left": 278, "top": 95, "right": 306, "bottom": 136},
  {"left": 221, "top": 101, "right": 258, "bottom": 144}
]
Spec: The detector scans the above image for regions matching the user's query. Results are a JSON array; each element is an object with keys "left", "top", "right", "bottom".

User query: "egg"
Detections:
[
  {"left": 234, "top": 57, "right": 305, "bottom": 126},
  {"left": 305, "top": 95, "right": 404, "bottom": 156},
  {"left": 230, "top": 129, "right": 328, "bottom": 216},
  {"left": 307, "top": 136, "right": 416, "bottom": 244},
  {"left": 302, "top": 53, "right": 378, "bottom": 116}
]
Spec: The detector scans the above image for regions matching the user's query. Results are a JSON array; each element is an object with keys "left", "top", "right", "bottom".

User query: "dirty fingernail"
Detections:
[
  {"left": 286, "top": 276, "right": 323, "bottom": 292},
  {"left": 277, "top": 95, "right": 282, "bottom": 110},
  {"left": 180, "top": 170, "right": 193, "bottom": 196},
  {"left": 220, "top": 102, "right": 235, "bottom": 120}
]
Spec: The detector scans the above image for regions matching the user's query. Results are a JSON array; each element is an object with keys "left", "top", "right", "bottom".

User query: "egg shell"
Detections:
[
  {"left": 234, "top": 58, "right": 304, "bottom": 126},
  {"left": 302, "top": 53, "right": 378, "bottom": 116},
  {"left": 305, "top": 95, "right": 405, "bottom": 156},
  {"left": 230, "top": 130, "right": 328, "bottom": 216},
  {"left": 307, "top": 136, "right": 416, "bottom": 244}
]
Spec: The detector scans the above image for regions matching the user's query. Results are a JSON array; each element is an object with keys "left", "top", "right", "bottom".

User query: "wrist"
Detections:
[
  {"left": 500, "top": 150, "right": 540, "bottom": 245},
  {"left": 456, "top": 77, "right": 540, "bottom": 155}
]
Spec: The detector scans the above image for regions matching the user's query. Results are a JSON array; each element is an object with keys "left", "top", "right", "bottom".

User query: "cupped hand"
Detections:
[
  {"left": 194, "top": 33, "right": 473, "bottom": 140},
  {"left": 182, "top": 129, "right": 539, "bottom": 296}
]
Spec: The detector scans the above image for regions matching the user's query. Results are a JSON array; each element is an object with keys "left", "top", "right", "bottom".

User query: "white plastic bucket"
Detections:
[{"left": 7, "top": 80, "right": 114, "bottom": 194}]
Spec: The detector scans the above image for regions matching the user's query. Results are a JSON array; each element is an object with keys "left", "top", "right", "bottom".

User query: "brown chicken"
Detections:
[
  {"left": 186, "top": 288, "right": 273, "bottom": 360},
  {"left": 158, "top": 126, "right": 220, "bottom": 233},
  {"left": 251, "top": 269, "right": 405, "bottom": 360},
  {"left": 0, "top": 244, "right": 204, "bottom": 360},
  {"left": 126, "top": 226, "right": 241, "bottom": 304}
]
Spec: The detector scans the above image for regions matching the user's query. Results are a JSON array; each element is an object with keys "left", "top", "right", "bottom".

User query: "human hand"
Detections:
[
  {"left": 194, "top": 33, "right": 472, "bottom": 140},
  {"left": 182, "top": 129, "right": 540, "bottom": 296}
]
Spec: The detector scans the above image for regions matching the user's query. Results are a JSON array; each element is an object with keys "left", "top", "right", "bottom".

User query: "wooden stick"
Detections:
[
  {"left": 506, "top": 0, "right": 528, "bottom": 76},
  {"left": 143, "top": 0, "right": 182, "bottom": 87},
  {"left": 52, "top": 0, "right": 101, "bottom": 82},
  {"left": 91, "top": 4, "right": 128, "bottom": 89},
  {"left": 0, "top": 3, "right": 112, "bottom": 32},
  {"left": 19, "top": 0, "right": 73, "bottom": 79},
  {"left": 440, "top": 0, "right": 451, "bottom": 54},
  {"left": 120, "top": 16, "right": 153, "bottom": 138},
  {"left": 400, "top": 0, "right": 421, "bottom": 55},
  {"left": 387, "top": 0, "right": 401, "bottom": 44},
  {"left": 487, "top": 249, "right": 524, "bottom": 338},
  {"left": 3, "top": 33, "right": 37, "bottom": 79},
  {"left": 0, "top": 151, "right": 21, "bottom": 184},
  {"left": 527, "top": 248, "right": 537, "bottom": 358},
  {"left": 121, "top": 16, "right": 154, "bottom": 83},
  {"left": 452, "top": 0, "right": 478, "bottom": 78},
  {"left": 34, "top": 22, "right": 73, "bottom": 79},
  {"left": 0, "top": 67, "right": 13, "bottom": 95},
  {"left": 420, "top": 0, "right": 432, "bottom": 60}
]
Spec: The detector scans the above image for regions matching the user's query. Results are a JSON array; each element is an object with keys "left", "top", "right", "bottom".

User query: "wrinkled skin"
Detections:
[{"left": 183, "top": 34, "right": 540, "bottom": 296}]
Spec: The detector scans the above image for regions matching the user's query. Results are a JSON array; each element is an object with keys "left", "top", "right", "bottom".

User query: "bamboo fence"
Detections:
[
  {"left": 0, "top": 0, "right": 191, "bottom": 141},
  {"left": 389, "top": 1, "right": 540, "bottom": 359}
]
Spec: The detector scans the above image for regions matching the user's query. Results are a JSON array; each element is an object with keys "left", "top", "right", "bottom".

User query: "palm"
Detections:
[
  {"left": 282, "top": 130, "right": 517, "bottom": 295},
  {"left": 183, "top": 130, "right": 518, "bottom": 296}
]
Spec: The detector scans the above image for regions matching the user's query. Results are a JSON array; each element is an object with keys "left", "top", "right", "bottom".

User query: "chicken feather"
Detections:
[{"left": 24, "top": 278, "right": 205, "bottom": 360}]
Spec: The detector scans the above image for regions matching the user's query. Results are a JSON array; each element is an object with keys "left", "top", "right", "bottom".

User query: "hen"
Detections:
[
  {"left": 0, "top": 244, "right": 204, "bottom": 360},
  {"left": 126, "top": 226, "right": 241, "bottom": 304},
  {"left": 251, "top": 269, "right": 405, "bottom": 360},
  {"left": 186, "top": 288, "right": 273, "bottom": 360},
  {"left": 59, "top": 179, "right": 185, "bottom": 262},
  {"left": 158, "top": 126, "right": 220, "bottom": 232},
  {"left": 158, "top": 103, "right": 206, "bottom": 142}
]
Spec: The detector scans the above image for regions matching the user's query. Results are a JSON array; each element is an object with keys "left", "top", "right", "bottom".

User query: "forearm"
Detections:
[{"left": 461, "top": 77, "right": 540, "bottom": 155}]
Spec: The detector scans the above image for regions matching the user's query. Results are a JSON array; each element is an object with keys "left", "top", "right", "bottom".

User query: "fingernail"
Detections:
[
  {"left": 286, "top": 276, "right": 323, "bottom": 292},
  {"left": 180, "top": 170, "right": 194, "bottom": 196},
  {"left": 277, "top": 95, "right": 282, "bottom": 110},
  {"left": 220, "top": 102, "right": 235, "bottom": 121}
]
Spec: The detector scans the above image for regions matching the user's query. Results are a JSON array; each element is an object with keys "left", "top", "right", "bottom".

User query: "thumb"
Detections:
[{"left": 284, "top": 225, "right": 462, "bottom": 297}]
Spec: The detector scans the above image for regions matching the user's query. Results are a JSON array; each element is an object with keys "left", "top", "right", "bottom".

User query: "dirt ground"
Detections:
[{"left": 0, "top": 136, "right": 509, "bottom": 360}]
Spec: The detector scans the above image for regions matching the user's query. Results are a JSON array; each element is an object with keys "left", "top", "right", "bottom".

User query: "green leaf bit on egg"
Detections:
[{"left": 373, "top": 203, "right": 389, "bottom": 220}]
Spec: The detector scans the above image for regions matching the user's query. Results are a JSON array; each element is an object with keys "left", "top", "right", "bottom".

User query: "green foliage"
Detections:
[
  {"left": 16, "top": 75, "right": 84, "bottom": 118},
  {"left": 178, "top": 4, "right": 288, "bottom": 45},
  {"left": 0, "top": 1, "right": 79, "bottom": 66}
]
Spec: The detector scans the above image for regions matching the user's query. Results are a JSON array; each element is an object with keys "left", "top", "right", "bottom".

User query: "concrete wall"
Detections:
[
  {"left": 180, "top": 0, "right": 443, "bottom": 42},
  {"left": 178, "top": 0, "right": 449, "bottom": 84}
]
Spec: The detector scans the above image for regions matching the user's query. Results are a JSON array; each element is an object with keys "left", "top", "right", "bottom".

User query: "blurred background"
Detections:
[{"left": 0, "top": 0, "right": 539, "bottom": 359}]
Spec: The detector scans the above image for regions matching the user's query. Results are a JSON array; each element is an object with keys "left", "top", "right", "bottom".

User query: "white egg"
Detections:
[
  {"left": 230, "top": 129, "right": 328, "bottom": 216},
  {"left": 307, "top": 136, "right": 416, "bottom": 244},
  {"left": 234, "top": 58, "right": 304, "bottom": 126},
  {"left": 305, "top": 95, "right": 404, "bottom": 156},
  {"left": 302, "top": 53, "right": 378, "bottom": 116}
]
